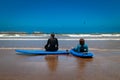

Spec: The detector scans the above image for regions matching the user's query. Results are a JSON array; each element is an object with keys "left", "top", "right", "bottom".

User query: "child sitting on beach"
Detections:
[
  {"left": 44, "top": 33, "right": 59, "bottom": 51},
  {"left": 73, "top": 38, "right": 88, "bottom": 52}
]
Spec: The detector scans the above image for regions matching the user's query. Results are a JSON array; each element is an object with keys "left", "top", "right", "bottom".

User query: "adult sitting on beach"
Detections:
[
  {"left": 44, "top": 33, "right": 59, "bottom": 51},
  {"left": 73, "top": 38, "right": 88, "bottom": 52}
]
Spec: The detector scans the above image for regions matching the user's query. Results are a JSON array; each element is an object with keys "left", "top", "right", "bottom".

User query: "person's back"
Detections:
[
  {"left": 49, "top": 38, "right": 57, "bottom": 47},
  {"left": 45, "top": 33, "right": 59, "bottom": 51},
  {"left": 73, "top": 38, "right": 88, "bottom": 52}
]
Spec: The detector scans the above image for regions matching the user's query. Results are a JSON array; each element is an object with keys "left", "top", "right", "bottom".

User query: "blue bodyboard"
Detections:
[
  {"left": 70, "top": 49, "right": 94, "bottom": 58},
  {"left": 15, "top": 49, "right": 69, "bottom": 55}
]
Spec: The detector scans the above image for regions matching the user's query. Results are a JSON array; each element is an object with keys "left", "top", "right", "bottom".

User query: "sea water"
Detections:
[{"left": 0, "top": 33, "right": 120, "bottom": 40}]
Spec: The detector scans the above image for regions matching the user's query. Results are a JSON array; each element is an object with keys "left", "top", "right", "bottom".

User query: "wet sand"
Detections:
[{"left": 0, "top": 40, "right": 120, "bottom": 80}]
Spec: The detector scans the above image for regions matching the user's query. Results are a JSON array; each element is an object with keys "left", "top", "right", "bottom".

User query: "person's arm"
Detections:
[
  {"left": 84, "top": 44, "right": 88, "bottom": 52},
  {"left": 73, "top": 44, "right": 79, "bottom": 51},
  {"left": 56, "top": 38, "right": 59, "bottom": 47},
  {"left": 45, "top": 39, "right": 50, "bottom": 47}
]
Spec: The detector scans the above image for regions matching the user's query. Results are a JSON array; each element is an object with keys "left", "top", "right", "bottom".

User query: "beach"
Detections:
[
  {"left": 0, "top": 38, "right": 120, "bottom": 80},
  {"left": 0, "top": 0, "right": 120, "bottom": 79}
]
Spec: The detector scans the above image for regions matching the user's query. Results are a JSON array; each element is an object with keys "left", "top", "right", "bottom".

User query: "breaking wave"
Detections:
[{"left": 0, "top": 33, "right": 120, "bottom": 40}]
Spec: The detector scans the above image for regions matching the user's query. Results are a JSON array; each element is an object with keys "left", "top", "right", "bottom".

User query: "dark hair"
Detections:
[
  {"left": 51, "top": 33, "right": 55, "bottom": 38},
  {"left": 79, "top": 38, "right": 85, "bottom": 45},
  {"left": 79, "top": 38, "right": 85, "bottom": 42}
]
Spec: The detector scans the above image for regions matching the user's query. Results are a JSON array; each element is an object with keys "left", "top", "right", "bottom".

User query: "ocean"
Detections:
[
  {"left": 0, "top": 33, "right": 120, "bottom": 49},
  {"left": 0, "top": 33, "right": 120, "bottom": 40},
  {"left": 0, "top": 26, "right": 120, "bottom": 34}
]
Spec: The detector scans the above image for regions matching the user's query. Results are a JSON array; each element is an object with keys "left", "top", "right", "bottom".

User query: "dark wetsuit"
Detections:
[{"left": 45, "top": 38, "right": 58, "bottom": 51}]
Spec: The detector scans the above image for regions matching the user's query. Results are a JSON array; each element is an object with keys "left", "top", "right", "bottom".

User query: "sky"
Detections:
[{"left": 0, "top": 0, "right": 120, "bottom": 33}]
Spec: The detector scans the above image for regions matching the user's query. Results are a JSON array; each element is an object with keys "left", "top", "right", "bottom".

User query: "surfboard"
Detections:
[
  {"left": 70, "top": 49, "right": 94, "bottom": 58},
  {"left": 15, "top": 49, "right": 69, "bottom": 55}
]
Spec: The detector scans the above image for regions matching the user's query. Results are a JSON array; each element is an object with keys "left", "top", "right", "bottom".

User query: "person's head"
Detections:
[
  {"left": 50, "top": 33, "right": 55, "bottom": 38},
  {"left": 79, "top": 38, "right": 85, "bottom": 45}
]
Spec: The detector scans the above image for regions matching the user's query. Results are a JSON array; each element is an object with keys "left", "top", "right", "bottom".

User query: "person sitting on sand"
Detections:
[
  {"left": 44, "top": 33, "right": 59, "bottom": 51},
  {"left": 73, "top": 38, "right": 88, "bottom": 52}
]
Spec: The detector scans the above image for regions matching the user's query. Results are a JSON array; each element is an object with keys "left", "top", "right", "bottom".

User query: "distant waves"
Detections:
[{"left": 0, "top": 33, "right": 120, "bottom": 40}]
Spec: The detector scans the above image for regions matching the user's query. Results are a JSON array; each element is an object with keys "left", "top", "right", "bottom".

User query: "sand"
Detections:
[{"left": 0, "top": 40, "right": 120, "bottom": 80}]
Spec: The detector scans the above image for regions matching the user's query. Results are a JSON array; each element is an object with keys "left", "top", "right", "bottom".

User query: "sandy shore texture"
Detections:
[{"left": 0, "top": 40, "right": 120, "bottom": 80}]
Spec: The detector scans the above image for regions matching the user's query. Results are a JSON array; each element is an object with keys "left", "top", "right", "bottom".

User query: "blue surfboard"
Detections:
[
  {"left": 15, "top": 49, "right": 69, "bottom": 55},
  {"left": 70, "top": 49, "right": 94, "bottom": 58}
]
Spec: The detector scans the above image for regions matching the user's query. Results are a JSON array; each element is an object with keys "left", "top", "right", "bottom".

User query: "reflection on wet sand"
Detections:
[
  {"left": 45, "top": 55, "right": 58, "bottom": 72},
  {"left": 76, "top": 58, "right": 93, "bottom": 70},
  {"left": 0, "top": 49, "right": 120, "bottom": 80}
]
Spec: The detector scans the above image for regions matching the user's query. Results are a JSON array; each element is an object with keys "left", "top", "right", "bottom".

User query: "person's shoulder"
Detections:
[
  {"left": 84, "top": 44, "right": 88, "bottom": 47},
  {"left": 48, "top": 38, "right": 51, "bottom": 41}
]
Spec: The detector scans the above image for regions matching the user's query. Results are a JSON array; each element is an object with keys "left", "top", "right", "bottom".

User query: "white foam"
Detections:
[
  {"left": 66, "top": 34, "right": 120, "bottom": 37},
  {"left": 0, "top": 33, "right": 120, "bottom": 40},
  {"left": 0, "top": 33, "right": 120, "bottom": 37},
  {"left": 0, "top": 38, "right": 120, "bottom": 40},
  {"left": 0, "top": 34, "right": 49, "bottom": 37}
]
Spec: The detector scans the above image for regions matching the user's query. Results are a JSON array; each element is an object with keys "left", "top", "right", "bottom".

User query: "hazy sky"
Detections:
[{"left": 0, "top": 0, "right": 120, "bottom": 33}]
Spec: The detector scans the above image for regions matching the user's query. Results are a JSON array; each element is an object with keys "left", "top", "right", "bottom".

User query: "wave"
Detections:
[
  {"left": 0, "top": 33, "right": 120, "bottom": 37},
  {"left": 0, "top": 38, "right": 120, "bottom": 40},
  {"left": 0, "top": 34, "right": 49, "bottom": 37},
  {"left": 0, "top": 33, "right": 120, "bottom": 40},
  {"left": 65, "top": 34, "right": 120, "bottom": 37}
]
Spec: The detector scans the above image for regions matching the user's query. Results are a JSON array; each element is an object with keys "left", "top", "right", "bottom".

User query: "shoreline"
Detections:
[
  {"left": 0, "top": 40, "right": 120, "bottom": 50},
  {"left": 0, "top": 48, "right": 120, "bottom": 52}
]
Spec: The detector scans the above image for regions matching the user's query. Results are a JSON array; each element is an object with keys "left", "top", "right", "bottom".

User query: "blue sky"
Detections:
[{"left": 0, "top": 0, "right": 120, "bottom": 33}]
